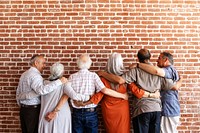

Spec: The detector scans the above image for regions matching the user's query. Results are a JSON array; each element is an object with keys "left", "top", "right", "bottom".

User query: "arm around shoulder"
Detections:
[{"left": 138, "top": 63, "right": 165, "bottom": 77}]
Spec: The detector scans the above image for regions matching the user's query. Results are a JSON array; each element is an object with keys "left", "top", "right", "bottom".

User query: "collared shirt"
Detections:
[
  {"left": 122, "top": 65, "right": 175, "bottom": 117},
  {"left": 69, "top": 69, "right": 105, "bottom": 108},
  {"left": 16, "top": 67, "right": 62, "bottom": 106},
  {"left": 161, "top": 65, "right": 180, "bottom": 117}
]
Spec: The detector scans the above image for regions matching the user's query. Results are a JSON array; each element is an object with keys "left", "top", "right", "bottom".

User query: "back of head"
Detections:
[
  {"left": 106, "top": 53, "right": 124, "bottom": 76},
  {"left": 29, "top": 54, "right": 44, "bottom": 66},
  {"left": 161, "top": 52, "right": 174, "bottom": 65},
  {"left": 77, "top": 54, "right": 92, "bottom": 70},
  {"left": 137, "top": 48, "right": 151, "bottom": 63},
  {"left": 49, "top": 62, "right": 64, "bottom": 81}
]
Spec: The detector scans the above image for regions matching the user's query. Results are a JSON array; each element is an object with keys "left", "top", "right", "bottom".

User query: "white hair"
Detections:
[
  {"left": 106, "top": 53, "right": 124, "bottom": 76},
  {"left": 49, "top": 62, "right": 64, "bottom": 81},
  {"left": 77, "top": 54, "right": 92, "bottom": 70}
]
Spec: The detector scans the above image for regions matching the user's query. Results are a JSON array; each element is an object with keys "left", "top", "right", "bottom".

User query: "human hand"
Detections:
[
  {"left": 151, "top": 90, "right": 160, "bottom": 98},
  {"left": 60, "top": 77, "right": 68, "bottom": 84},
  {"left": 45, "top": 111, "right": 57, "bottom": 122},
  {"left": 128, "top": 63, "right": 137, "bottom": 69},
  {"left": 73, "top": 100, "right": 85, "bottom": 107}
]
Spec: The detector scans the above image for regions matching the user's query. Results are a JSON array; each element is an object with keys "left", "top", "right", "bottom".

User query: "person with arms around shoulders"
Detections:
[
  {"left": 38, "top": 62, "right": 92, "bottom": 133},
  {"left": 62, "top": 53, "right": 128, "bottom": 133},
  {"left": 98, "top": 49, "right": 182, "bottom": 133},
  {"left": 16, "top": 55, "right": 67, "bottom": 133},
  {"left": 75, "top": 53, "right": 160, "bottom": 133},
  {"left": 136, "top": 52, "right": 181, "bottom": 133}
]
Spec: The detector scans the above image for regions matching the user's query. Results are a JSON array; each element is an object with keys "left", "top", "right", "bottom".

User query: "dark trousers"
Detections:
[
  {"left": 72, "top": 108, "right": 98, "bottom": 133},
  {"left": 132, "top": 111, "right": 161, "bottom": 133},
  {"left": 20, "top": 105, "right": 40, "bottom": 133}
]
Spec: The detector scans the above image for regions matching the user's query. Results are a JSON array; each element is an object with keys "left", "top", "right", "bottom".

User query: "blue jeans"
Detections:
[
  {"left": 132, "top": 111, "right": 161, "bottom": 133},
  {"left": 72, "top": 108, "right": 98, "bottom": 133}
]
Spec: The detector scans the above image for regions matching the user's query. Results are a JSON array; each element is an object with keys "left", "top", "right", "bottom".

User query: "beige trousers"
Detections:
[{"left": 160, "top": 116, "right": 180, "bottom": 133}]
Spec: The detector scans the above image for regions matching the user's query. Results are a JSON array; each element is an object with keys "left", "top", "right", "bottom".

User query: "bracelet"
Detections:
[{"left": 53, "top": 108, "right": 60, "bottom": 112}]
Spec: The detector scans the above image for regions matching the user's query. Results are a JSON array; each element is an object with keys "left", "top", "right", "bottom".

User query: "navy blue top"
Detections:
[{"left": 161, "top": 65, "right": 180, "bottom": 117}]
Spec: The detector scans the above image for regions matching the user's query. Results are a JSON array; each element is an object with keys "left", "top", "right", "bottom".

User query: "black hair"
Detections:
[{"left": 137, "top": 49, "right": 151, "bottom": 63}]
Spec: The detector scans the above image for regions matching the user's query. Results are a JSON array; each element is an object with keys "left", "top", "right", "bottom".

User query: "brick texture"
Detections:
[{"left": 0, "top": 0, "right": 200, "bottom": 132}]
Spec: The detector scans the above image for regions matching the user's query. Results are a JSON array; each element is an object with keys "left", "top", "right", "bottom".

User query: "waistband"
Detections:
[
  {"left": 21, "top": 104, "right": 41, "bottom": 108},
  {"left": 73, "top": 107, "right": 96, "bottom": 112}
]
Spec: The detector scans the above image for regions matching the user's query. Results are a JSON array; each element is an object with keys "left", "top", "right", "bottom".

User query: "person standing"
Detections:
[
  {"left": 38, "top": 62, "right": 91, "bottom": 133},
  {"left": 16, "top": 55, "right": 67, "bottom": 133},
  {"left": 76, "top": 53, "right": 160, "bottom": 133},
  {"left": 98, "top": 49, "right": 182, "bottom": 133},
  {"left": 137, "top": 52, "right": 180, "bottom": 133},
  {"left": 69, "top": 54, "right": 128, "bottom": 133}
]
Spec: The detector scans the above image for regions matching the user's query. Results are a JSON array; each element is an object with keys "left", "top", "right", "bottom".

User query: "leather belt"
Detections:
[
  {"left": 21, "top": 104, "right": 40, "bottom": 108},
  {"left": 73, "top": 107, "right": 96, "bottom": 112}
]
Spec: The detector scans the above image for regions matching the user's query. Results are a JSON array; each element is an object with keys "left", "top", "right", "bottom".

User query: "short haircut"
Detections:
[
  {"left": 161, "top": 52, "right": 174, "bottom": 65},
  {"left": 137, "top": 49, "right": 151, "bottom": 63},
  {"left": 77, "top": 54, "right": 92, "bottom": 69},
  {"left": 106, "top": 53, "right": 124, "bottom": 76},
  {"left": 29, "top": 54, "right": 43, "bottom": 66}
]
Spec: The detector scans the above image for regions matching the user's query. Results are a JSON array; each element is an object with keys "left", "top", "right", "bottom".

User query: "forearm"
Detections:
[
  {"left": 99, "top": 71, "right": 125, "bottom": 84},
  {"left": 138, "top": 63, "right": 165, "bottom": 77},
  {"left": 101, "top": 88, "right": 125, "bottom": 99},
  {"left": 33, "top": 79, "right": 62, "bottom": 95},
  {"left": 53, "top": 94, "right": 69, "bottom": 112},
  {"left": 64, "top": 83, "right": 90, "bottom": 101}
]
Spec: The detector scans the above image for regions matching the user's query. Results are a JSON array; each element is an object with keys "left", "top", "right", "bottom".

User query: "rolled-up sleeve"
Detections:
[{"left": 128, "top": 82, "right": 145, "bottom": 99}]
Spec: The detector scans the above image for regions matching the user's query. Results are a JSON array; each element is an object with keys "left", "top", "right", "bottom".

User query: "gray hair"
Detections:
[
  {"left": 29, "top": 54, "right": 43, "bottom": 66},
  {"left": 49, "top": 62, "right": 64, "bottom": 81},
  {"left": 106, "top": 53, "right": 124, "bottom": 76},
  {"left": 77, "top": 54, "right": 92, "bottom": 69},
  {"left": 161, "top": 52, "right": 174, "bottom": 65}
]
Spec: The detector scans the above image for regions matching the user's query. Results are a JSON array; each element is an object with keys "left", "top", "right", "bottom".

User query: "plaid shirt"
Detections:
[{"left": 69, "top": 68, "right": 105, "bottom": 108}]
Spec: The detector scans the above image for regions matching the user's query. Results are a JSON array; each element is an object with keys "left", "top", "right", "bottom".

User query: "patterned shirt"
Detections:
[
  {"left": 16, "top": 67, "right": 62, "bottom": 106},
  {"left": 69, "top": 68, "right": 105, "bottom": 108}
]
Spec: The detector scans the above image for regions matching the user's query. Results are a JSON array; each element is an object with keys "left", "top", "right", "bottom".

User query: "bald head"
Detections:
[{"left": 77, "top": 54, "right": 92, "bottom": 69}]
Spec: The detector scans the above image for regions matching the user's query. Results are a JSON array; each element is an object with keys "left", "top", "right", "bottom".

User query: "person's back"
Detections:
[
  {"left": 39, "top": 83, "right": 71, "bottom": 133},
  {"left": 123, "top": 66, "right": 174, "bottom": 117}
]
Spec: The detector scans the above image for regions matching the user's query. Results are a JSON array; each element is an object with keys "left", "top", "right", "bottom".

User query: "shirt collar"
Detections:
[
  {"left": 30, "top": 67, "right": 41, "bottom": 75},
  {"left": 79, "top": 68, "right": 89, "bottom": 72}
]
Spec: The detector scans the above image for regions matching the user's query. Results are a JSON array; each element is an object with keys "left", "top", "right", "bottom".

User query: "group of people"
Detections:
[{"left": 16, "top": 48, "right": 182, "bottom": 133}]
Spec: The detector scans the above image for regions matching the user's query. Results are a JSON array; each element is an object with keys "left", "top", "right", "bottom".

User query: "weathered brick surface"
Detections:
[{"left": 0, "top": 0, "right": 200, "bottom": 132}]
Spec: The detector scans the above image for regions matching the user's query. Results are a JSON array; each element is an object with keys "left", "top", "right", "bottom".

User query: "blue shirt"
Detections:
[{"left": 161, "top": 65, "right": 180, "bottom": 117}]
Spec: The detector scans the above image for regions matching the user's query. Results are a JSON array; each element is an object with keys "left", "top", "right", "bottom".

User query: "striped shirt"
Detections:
[
  {"left": 69, "top": 69, "right": 105, "bottom": 108},
  {"left": 16, "top": 67, "right": 62, "bottom": 106}
]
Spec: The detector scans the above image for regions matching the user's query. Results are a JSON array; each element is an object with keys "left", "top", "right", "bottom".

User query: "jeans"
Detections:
[
  {"left": 72, "top": 108, "right": 98, "bottom": 133},
  {"left": 132, "top": 111, "right": 161, "bottom": 133}
]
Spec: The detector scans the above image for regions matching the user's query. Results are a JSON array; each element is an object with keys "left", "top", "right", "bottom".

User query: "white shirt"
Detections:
[
  {"left": 69, "top": 69, "right": 105, "bottom": 108},
  {"left": 16, "top": 67, "right": 62, "bottom": 105}
]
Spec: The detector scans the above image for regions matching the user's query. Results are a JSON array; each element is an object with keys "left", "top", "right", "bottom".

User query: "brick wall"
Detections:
[{"left": 0, "top": 0, "right": 200, "bottom": 132}]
